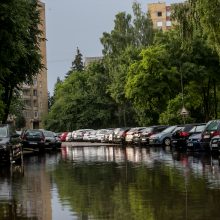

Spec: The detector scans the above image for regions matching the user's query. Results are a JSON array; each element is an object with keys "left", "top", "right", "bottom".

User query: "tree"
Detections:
[
  {"left": 71, "top": 47, "right": 84, "bottom": 71},
  {"left": 189, "top": 0, "right": 220, "bottom": 56},
  {"left": 44, "top": 60, "right": 117, "bottom": 131},
  {"left": 0, "top": 0, "right": 43, "bottom": 123},
  {"left": 100, "top": 2, "right": 154, "bottom": 126},
  {"left": 125, "top": 45, "right": 178, "bottom": 125}
]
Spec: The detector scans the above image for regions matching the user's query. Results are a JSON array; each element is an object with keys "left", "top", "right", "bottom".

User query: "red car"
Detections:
[{"left": 60, "top": 132, "right": 68, "bottom": 142}]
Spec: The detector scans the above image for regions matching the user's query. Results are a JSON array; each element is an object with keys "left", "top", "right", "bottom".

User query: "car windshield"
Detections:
[
  {"left": 205, "top": 121, "right": 219, "bottom": 131},
  {"left": 44, "top": 131, "right": 54, "bottom": 137},
  {"left": 189, "top": 125, "right": 206, "bottom": 133},
  {"left": 0, "top": 126, "right": 7, "bottom": 138},
  {"left": 161, "top": 126, "right": 176, "bottom": 133},
  {"left": 142, "top": 127, "right": 153, "bottom": 133},
  {"left": 26, "top": 131, "right": 42, "bottom": 137}
]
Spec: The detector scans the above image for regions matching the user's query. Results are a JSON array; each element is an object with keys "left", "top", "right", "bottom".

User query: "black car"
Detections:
[
  {"left": 0, "top": 124, "right": 23, "bottom": 164},
  {"left": 186, "top": 133, "right": 204, "bottom": 152},
  {"left": 201, "top": 120, "right": 220, "bottom": 151},
  {"left": 21, "top": 129, "right": 45, "bottom": 152},
  {"left": 42, "top": 130, "right": 61, "bottom": 149},
  {"left": 171, "top": 123, "right": 206, "bottom": 150}
]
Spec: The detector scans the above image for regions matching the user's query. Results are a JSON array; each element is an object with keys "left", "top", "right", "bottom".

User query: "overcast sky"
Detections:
[{"left": 42, "top": 0, "right": 183, "bottom": 94}]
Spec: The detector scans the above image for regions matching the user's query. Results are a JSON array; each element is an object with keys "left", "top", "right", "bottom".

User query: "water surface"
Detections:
[{"left": 0, "top": 145, "right": 220, "bottom": 219}]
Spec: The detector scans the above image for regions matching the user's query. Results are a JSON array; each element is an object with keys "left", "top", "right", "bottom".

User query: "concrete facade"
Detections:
[
  {"left": 21, "top": 1, "right": 48, "bottom": 129},
  {"left": 148, "top": 2, "right": 172, "bottom": 31}
]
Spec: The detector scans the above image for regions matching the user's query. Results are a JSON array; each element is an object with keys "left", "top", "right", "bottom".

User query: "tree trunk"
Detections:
[
  {"left": 213, "top": 79, "right": 218, "bottom": 119},
  {"left": 2, "top": 84, "right": 14, "bottom": 123}
]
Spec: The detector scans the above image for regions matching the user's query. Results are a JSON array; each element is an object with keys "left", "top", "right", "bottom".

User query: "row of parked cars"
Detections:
[
  {"left": 0, "top": 124, "right": 61, "bottom": 164},
  {"left": 59, "top": 119, "right": 220, "bottom": 152}
]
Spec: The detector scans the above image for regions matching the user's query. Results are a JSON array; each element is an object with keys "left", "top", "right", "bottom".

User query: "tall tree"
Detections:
[
  {"left": 0, "top": 0, "right": 43, "bottom": 123},
  {"left": 100, "top": 2, "right": 154, "bottom": 126},
  {"left": 71, "top": 47, "right": 84, "bottom": 72}
]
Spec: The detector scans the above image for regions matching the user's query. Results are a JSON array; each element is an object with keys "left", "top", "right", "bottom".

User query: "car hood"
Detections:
[
  {"left": 45, "top": 137, "right": 56, "bottom": 141},
  {"left": 0, "top": 137, "right": 9, "bottom": 145}
]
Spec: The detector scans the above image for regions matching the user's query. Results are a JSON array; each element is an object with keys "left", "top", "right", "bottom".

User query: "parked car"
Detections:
[
  {"left": 201, "top": 120, "right": 220, "bottom": 150},
  {"left": 125, "top": 127, "right": 146, "bottom": 144},
  {"left": 42, "top": 130, "right": 61, "bottom": 149},
  {"left": 0, "top": 124, "right": 23, "bottom": 164},
  {"left": 186, "top": 133, "right": 204, "bottom": 151},
  {"left": 60, "top": 132, "right": 68, "bottom": 142},
  {"left": 210, "top": 135, "right": 220, "bottom": 152},
  {"left": 87, "top": 130, "right": 97, "bottom": 142},
  {"left": 96, "top": 129, "right": 109, "bottom": 142},
  {"left": 73, "top": 129, "right": 94, "bottom": 141},
  {"left": 113, "top": 128, "right": 130, "bottom": 144},
  {"left": 103, "top": 129, "right": 114, "bottom": 143},
  {"left": 149, "top": 125, "right": 180, "bottom": 146},
  {"left": 21, "top": 129, "right": 45, "bottom": 152},
  {"left": 66, "top": 132, "right": 73, "bottom": 142},
  {"left": 171, "top": 123, "right": 206, "bottom": 150},
  {"left": 139, "top": 125, "right": 169, "bottom": 145}
]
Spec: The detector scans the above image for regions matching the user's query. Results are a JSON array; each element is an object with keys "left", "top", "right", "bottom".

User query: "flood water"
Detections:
[{"left": 1, "top": 145, "right": 220, "bottom": 220}]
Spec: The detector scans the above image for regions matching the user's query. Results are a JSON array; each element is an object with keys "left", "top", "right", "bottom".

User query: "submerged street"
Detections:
[{"left": 1, "top": 144, "right": 220, "bottom": 219}]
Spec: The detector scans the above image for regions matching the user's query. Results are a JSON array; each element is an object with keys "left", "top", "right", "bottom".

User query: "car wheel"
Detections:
[{"left": 164, "top": 138, "right": 171, "bottom": 146}]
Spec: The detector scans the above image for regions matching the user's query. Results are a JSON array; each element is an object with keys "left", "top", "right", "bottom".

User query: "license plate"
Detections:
[
  {"left": 212, "top": 143, "right": 218, "bottom": 148},
  {"left": 204, "top": 135, "right": 210, "bottom": 138},
  {"left": 187, "top": 143, "right": 193, "bottom": 147},
  {"left": 172, "top": 140, "right": 177, "bottom": 143},
  {"left": 29, "top": 141, "right": 37, "bottom": 145}
]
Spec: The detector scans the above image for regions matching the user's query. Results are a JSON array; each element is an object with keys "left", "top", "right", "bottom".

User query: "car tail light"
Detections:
[
  {"left": 179, "top": 131, "right": 189, "bottom": 137},
  {"left": 211, "top": 131, "right": 220, "bottom": 137}
]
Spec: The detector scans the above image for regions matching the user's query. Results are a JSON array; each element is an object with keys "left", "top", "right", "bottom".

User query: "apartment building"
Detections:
[
  {"left": 148, "top": 2, "right": 172, "bottom": 31},
  {"left": 21, "top": 1, "right": 48, "bottom": 129}
]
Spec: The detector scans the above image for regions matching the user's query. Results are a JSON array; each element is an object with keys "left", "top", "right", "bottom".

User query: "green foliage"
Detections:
[
  {"left": 46, "top": 1, "right": 220, "bottom": 130},
  {"left": 44, "top": 61, "right": 117, "bottom": 131},
  {"left": 71, "top": 47, "right": 84, "bottom": 72},
  {"left": 125, "top": 45, "right": 178, "bottom": 125},
  {"left": 100, "top": 2, "right": 154, "bottom": 126},
  {"left": 15, "top": 114, "right": 26, "bottom": 130},
  {"left": 0, "top": 0, "right": 43, "bottom": 122}
]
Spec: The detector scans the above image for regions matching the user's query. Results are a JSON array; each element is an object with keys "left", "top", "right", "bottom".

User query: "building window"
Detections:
[
  {"left": 33, "top": 79, "right": 37, "bottom": 86},
  {"left": 34, "top": 111, "right": 38, "bottom": 118},
  {"left": 34, "top": 100, "right": 38, "bottom": 107},
  {"left": 24, "top": 100, "right": 32, "bottom": 107},
  {"left": 166, "top": 21, "right": 172, "bottom": 27},
  {"left": 157, "top": 21, "right": 163, "bottom": 27},
  {"left": 157, "top": 11, "right": 162, "bottom": 17},
  {"left": 33, "top": 90, "right": 37, "bottom": 96}
]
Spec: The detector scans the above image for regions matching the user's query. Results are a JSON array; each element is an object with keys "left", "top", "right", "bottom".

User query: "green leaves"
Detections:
[{"left": 0, "top": 0, "right": 42, "bottom": 122}]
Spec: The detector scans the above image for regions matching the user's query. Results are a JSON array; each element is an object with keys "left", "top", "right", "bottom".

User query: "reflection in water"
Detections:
[{"left": 1, "top": 146, "right": 220, "bottom": 219}]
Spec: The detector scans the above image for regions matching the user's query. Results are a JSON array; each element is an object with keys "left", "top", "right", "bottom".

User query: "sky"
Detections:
[{"left": 42, "top": 0, "right": 182, "bottom": 95}]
